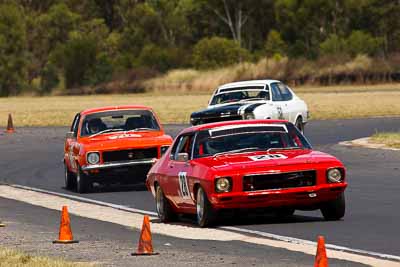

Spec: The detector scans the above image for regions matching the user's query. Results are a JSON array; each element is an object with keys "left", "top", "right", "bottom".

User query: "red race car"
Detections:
[
  {"left": 64, "top": 105, "right": 173, "bottom": 193},
  {"left": 146, "top": 120, "right": 347, "bottom": 227}
]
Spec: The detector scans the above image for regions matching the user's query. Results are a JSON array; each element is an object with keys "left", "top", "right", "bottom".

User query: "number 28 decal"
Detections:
[{"left": 178, "top": 172, "right": 190, "bottom": 199}]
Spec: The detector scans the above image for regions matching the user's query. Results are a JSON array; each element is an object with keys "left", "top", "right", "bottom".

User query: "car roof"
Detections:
[
  {"left": 182, "top": 119, "right": 289, "bottom": 134},
  {"left": 217, "top": 79, "right": 281, "bottom": 91},
  {"left": 80, "top": 105, "right": 152, "bottom": 115}
]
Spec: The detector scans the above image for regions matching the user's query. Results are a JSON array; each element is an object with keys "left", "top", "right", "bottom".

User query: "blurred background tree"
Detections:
[
  {"left": 0, "top": 3, "right": 27, "bottom": 96},
  {"left": 0, "top": 0, "right": 399, "bottom": 95}
]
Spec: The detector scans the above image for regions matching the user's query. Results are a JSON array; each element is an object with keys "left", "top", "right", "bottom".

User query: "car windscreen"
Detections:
[
  {"left": 80, "top": 109, "right": 160, "bottom": 136},
  {"left": 193, "top": 123, "right": 311, "bottom": 158},
  {"left": 210, "top": 88, "right": 269, "bottom": 105}
]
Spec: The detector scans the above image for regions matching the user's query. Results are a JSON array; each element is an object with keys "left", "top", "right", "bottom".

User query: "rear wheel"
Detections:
[
  {"left": 196, "top": 187, "right": 216, "bottom": 227},
  {"left": 155, "top": 185, "right": 176, "bottom": 222},
  {"left": 76, "top": 167, "right": 90, "bottom": 194},
  {"left": 64, "top": 163, "right": 75, "bottom": 190},
  {"left": 321, "top": 193, "right": 345, "bottom": 220},
  {"left": 295, "top": 117, "right": 305, "bottom": 134}
]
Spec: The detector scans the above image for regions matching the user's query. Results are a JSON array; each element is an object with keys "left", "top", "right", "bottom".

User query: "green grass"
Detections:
[
  {"left": 0, "top": 247, "right": 94, "bottom": 267},
  {"left": 2, "top": 88, "right": 400, "bottom": 127},
  {"left": 370, "top": 132, "right": 400, "bottom": 148}
]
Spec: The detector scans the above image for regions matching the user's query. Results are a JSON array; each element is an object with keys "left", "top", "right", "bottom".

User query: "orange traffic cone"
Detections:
[
  {"left": 6, "top": 114, "right": 15, "bottom": 133},
  {"left": 314, "top": 235, "right": 328, "bottom": 267},
  {"left": 132, "top": 215, "right": 158, "bottom": 256},
  {"left": 53, "top": 206, "right": 79, "bottom": 244}
]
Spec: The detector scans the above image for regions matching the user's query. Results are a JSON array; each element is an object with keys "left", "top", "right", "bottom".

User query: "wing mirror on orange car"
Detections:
[
  {"left": 65, "top": 131, "right": 75, "bottom": 139},
  {"left": 177, "top": 152, "right": 189, "bottom": 162}
]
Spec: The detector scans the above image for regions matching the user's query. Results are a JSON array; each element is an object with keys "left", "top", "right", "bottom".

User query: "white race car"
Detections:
[{"left": 190, "top": 80, "right": 309, "bottom": 132}]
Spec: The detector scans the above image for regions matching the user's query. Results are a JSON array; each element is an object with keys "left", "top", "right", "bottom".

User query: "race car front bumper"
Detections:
[
  {"left": 81, "top": 158, "right": 157, "bottom": 171},
  {"left": 209, "top": 183, "right": 347, "bottom": 210}
]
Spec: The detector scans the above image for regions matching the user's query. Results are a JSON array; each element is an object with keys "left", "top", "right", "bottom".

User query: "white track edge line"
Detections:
[
  {"left": 6, "top": 183, "right": 400, "bottom": 262},
  {"left": 221, "top": 226, "right": 400, "bottom": 262},
  {"left": 8, "top": 184, "right": 157, "bottom": 216}
]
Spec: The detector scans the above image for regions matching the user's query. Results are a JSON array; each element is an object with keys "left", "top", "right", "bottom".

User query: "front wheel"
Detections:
[
  {"left": 196, "top": 187, "right": 216, "bottom": 227},
  {"left": 76, "top": 167, "right": 90, "bottom": 194},
  {"left": 64, "top": 163, "right": 75, "bottom": 190},
  {"left": 155, "top": 185, "right": 176, "bottom": 222},
  {"left": 321, "top": 193, "right": 345, "bottom": 220}
]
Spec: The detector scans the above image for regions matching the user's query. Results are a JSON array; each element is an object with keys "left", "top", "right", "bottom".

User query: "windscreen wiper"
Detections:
[
  {"left": 89, "top": 128, "right": 124, "bottom": 138},
  {"left": 213, "top": 147, "right": 264, "bottom": 157},
  {"left": 266, "top": 147, "right": 303, "bottom": 152},
  {"left": 129, "top": 127, "right": 156, "bottom": 131},
  {"left": 239, "top": 98, "right": 265, "bottom": 102}
]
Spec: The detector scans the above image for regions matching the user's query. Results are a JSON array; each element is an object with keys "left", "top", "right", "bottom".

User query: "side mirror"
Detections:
[
  {"left": 176, "top": 152, "right": 189, "bottom": 162},
  {"left": 65, "top": 131, "right": 75, "bottom": 139}
]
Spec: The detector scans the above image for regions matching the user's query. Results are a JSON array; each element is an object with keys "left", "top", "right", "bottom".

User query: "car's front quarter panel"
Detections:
[
  {"left": 290, "top": 99, "right": 309, "bottom": 124},
  {"left": 188, "top": 161, "right": 216, "bottom": 200},
  {"left": 77, "top": 144, "right": 88, "bottom": 168},
  {"left": 146, "top": 151, "right": 169, "bottom": 197}
]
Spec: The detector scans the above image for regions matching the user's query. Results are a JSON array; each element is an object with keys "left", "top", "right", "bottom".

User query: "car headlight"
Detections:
[
  {"left": 215, "top": 177, "right": 232, "bottom": 193},
  {"left": 87, "top": 152, "right": 100, "bottom": 165},
  {"left": 243, "top": 113, "right": 255, "bottom": 120},
  {"left": 327, "top": 168, "right": 344, "bottom": 183},
  {"left": 160, "top": 146, "right": 169, "bottom": 155}
]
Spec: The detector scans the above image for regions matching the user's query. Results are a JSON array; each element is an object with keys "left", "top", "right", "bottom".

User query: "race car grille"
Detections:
[
  {"left": 243, "top": 170, "right": 316, "bottom": 191},
  {"left": 103, "top": 147, "right": 158, "bottom": 163}
]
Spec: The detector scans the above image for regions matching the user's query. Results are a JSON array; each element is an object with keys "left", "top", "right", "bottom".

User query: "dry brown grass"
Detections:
[
  {"left": 295, "top": 83, "right": 400, "bottom": 93},
  {"left": 144, "top": 56, "right": 400, "bottom": 94},
  {"left": 300, "top": 91, "right": 400, "bottom": 120},
  {"left": 2, "top": 90, "right": 400, "bottom": 127},
  {"left": 1, "top": 94, "right": 210, "bottom": 126},
  {"left": 145, "top": 66, "right": 400, "bottom": 94},
  {"left": 0, "top": 247, "right": 94, "bottom": 267},
  {"left": 144, "top": 58, "right": 289, "bottom": 93},
  {"left": 370, "top": 133, "right": 400, "bottom": 148}
]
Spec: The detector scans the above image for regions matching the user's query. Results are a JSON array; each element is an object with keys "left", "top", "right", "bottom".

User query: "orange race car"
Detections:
[{"left": 63, "top": 106, "right": 173, "bottom": 193}]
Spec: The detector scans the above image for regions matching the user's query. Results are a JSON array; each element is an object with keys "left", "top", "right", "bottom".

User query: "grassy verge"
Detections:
[
  {"left": 0, "top": 247, "right": 93, "bottom": 267},
  {"left": 370, "top": 133, "right": 400, "bottom": 148},
  {"left": 144, "top": 56, "right": 400, "bottom": 94},
  {"left": 2, "top": 89, "right": 400, "bottom": 127}
]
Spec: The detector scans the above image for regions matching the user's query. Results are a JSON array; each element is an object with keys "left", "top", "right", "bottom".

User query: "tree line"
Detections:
[{"left": 0, "top": 0, "right": 399, "bottom": 96}]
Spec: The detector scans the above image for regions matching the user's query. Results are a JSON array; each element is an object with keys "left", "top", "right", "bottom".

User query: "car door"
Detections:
[
  {"left": 276, "top": 82, "right": 297, "bottom": 123},
  {"left": 270, "top": 83, "right": 288, "bottom": 120},
  {"left": 65, "top": 113, "right": 80, "bottom": 172},
  {"left": 166, "top": 133, "right": 196, "bottom": 209}
]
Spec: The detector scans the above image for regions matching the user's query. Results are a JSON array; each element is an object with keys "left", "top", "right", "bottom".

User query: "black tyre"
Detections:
[
  {"left": 321, "top": 193, "right": 345, "bottom": 221},
  {"left": 64, "top": 163, "right": 75, "bottom": 190},
  {"left": 295, "top": 117, "right": 305, "bottom": 134},
  {"left": 76, "top": 167, "right": 90, "bottom": 194},
  {"left": 275, "top": 208, "right": 295, "bottom": 218},
  {"left": 196, "top": 187, "right": 216, "bottom": 227},
  {"left": 155, "top": 185, "right": 176, "bottom": 222}
]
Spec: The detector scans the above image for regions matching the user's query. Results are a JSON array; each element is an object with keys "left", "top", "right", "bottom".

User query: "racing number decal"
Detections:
[
  {"left": 249, "top": 154, "right": 288, "bottom": 161},
  {"left": 178, "top": 172, "right": 190, "bottom": 199}
]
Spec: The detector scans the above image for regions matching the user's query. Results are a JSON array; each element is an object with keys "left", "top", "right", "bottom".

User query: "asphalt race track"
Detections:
[{"left": 1, "top": 117, "right": 400, "bottom": 261}]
